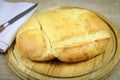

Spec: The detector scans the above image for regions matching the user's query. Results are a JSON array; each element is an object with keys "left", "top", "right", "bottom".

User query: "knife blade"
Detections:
[{"left": 0, "top": 3, "right": 38, "bottom": 32}]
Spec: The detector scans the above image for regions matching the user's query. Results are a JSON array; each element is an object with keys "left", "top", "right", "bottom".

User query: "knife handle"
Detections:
[
  {"left": 0, "top": 25, "right": 5, "bottom": 32},
  {"left": 0, "top": 23, "right": 10, "bottom": 32}
]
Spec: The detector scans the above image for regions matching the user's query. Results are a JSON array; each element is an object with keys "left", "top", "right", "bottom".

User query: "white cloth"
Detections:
[{"left": 0, "top": 0, "right": 37, "bottom": 52}]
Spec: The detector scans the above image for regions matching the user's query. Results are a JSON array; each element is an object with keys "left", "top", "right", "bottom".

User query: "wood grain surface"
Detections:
[{"left": 0, "top": 0, "right": 120, "bottom": 80}]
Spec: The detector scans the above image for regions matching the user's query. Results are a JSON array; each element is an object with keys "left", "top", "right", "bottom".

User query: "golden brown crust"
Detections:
[
  {"left": 52, "top": 38, "right": 111, "bottom": 62},
  {"left": 39, "top": 9, "right": 89, "bottom": 44},
  {"left": 15, "top": 6, "right": 111, "bottom": 62},
  {"left": 78, "top": 11, "right": 111, "bottom": 33},
  {"left": 16, "top": 16, "right": 55, "bottom": 61}
]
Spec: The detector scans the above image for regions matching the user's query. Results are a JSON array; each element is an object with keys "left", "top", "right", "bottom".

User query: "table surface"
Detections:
[{"left": 0, "top": 0, "right": 120, "bottom": 80}]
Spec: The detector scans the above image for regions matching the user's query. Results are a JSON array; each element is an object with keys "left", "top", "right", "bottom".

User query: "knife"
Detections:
[{"left": 0, "top": 3, "right": 38, "bottom": 32}]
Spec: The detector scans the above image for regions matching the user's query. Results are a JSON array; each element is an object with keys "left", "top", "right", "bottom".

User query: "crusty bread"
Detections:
[
  {"left": 15, "top": 6, "right": 111, "bottom": 62},
  {"left": 16, "top": 16, "right": 55, "bottom": 61}
]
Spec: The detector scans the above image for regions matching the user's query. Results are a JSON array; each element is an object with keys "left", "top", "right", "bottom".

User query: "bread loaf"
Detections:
[{"left": 15, "top": 6, "right": 111, "bottom": 62}]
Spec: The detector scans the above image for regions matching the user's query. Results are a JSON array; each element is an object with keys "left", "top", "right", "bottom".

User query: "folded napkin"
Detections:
[{"left": 0, "top": 0, "right": 37, "bottom": 52}]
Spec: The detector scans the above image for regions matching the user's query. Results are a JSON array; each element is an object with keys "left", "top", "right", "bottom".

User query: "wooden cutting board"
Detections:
[{"left": 6, "top": 6, "right": 120, "bottom": 80}]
